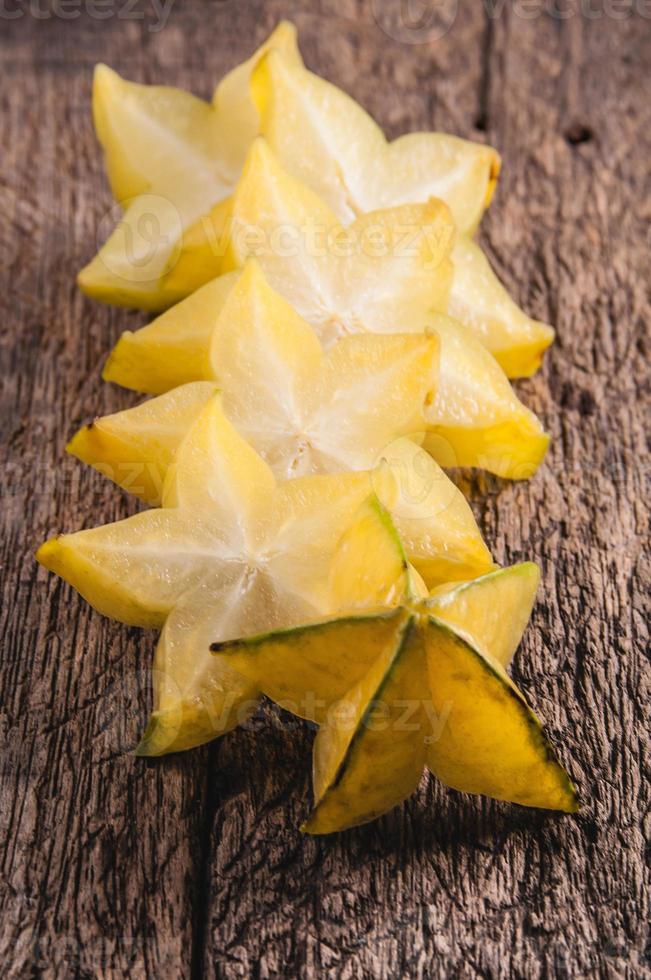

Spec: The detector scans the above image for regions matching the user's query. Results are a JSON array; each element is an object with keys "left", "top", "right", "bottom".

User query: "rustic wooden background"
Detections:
[{"left": 1, "top": 1, "right": 649, "bottom": 977}]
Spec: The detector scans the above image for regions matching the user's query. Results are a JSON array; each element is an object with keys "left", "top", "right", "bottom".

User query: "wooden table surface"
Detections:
[{"left": 1, "top": 2, "right": 649, "bottom": 977}]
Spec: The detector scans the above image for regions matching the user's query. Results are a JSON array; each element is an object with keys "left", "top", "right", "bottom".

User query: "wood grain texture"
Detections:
[{"left": 0, "top": 2, "right": 648, "bottom": 977}]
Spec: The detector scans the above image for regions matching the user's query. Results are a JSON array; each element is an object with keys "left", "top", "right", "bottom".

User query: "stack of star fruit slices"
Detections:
[
  {"left": 40, "top": 353, "right": 495, "bottom": 756},
  {"left": 214, "top": 496, "right": 577, "bottom": 833},
  {"left": 68, "top": 259, "right": 494, "bottom": 586},
  {"left": 35, "top": 21, "right": 578, "bottom": 829},
  {"left": 78, "top": 21, "right": 551, "bottom": 479},
  {"left": 79, "top": 23, "right": 553, "bottom": 380},
  {"left": 100, "top": 170, "right": 549, "bottom": 481},
  {"left": 57, "top": 267, "right": 576, "bottom": 823}
]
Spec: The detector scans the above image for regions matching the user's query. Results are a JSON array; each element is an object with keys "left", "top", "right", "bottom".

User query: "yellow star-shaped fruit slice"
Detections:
[
  {"left": 77, "top": 22, "right": 300, "bottom": 311},
  {"left": 70, "top": 266, "right": 495, "bottom": 586},
  {"left": 70, "top": 389, "right": 496, "bottom": 586},
  {"left": 37, "top": 393, "right": 377, "bottom": 755},
  {"left": 215, "top": 499, "right": 578, "bottom": 832},
  {"left": 85, "top": 256, "right": 434, "bottom": 457},
  {"left": 252, "top": 48, "right": 498, "bottom": 235},
  {"left": 96, "top": 260, "right": 440, "bottom": 481},
  {"left": 250, "top": 48, "right": 554, "bottom": 377},
  {"left": 156, "top": 144, "right": 549, "bottom": 479}
]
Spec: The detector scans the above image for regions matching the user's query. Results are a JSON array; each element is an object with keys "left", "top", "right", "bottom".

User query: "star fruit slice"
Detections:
[
  {"left": 250, "top": 49, "right": 554, "bottom": 377},
  {"left": 159, "top": 142, "right": 549, "bottom": 479},
  {"left": 69, "top": 418, "right": 494, "bottom": 586},
  {"left": 70, "top": 380, "right": 495, "bottom": 587},
  {"left": 251, "top": 47, "right": 498, "bottom": 234},
  {"left": 38, "top": 393, "right": 380, "bottom": 755},
  {"left": 76, "top": 23, "right": 300, "bottom": 311},
  {"left": 82, "top": 257, "right": 437, "bottom": 475},
  {"left": 216, "top": 501, "right": 578, "bottom": 832}
]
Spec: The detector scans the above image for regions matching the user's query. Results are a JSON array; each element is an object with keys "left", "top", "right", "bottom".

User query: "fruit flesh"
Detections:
[
  {"left": 422, "top": 315, "right": 550, "bottom": 478},
  {"left": 68, "top": 388, "right": 495, "bottom": 589},
  {"left": 427, "top": 562, "right": 540, "bottom": 668},
  {"left": 159, "top": 137, "right": 456, "bottom": 318},
  {"left": 448, "top": 237, "right": 554, "bottom": 377},
  {"left": 147, "top": 144, "right": 551, "bottom": 478},
  {"left": 305, "top": 617, "right": 428, "bottom": 834},
  {"left": 251, "top": 48, "right": 553, "bottom": 377},
  {"left": 39, "top": 395, "right": 376, "bottom": 754},
  {"left": 423, "top": 617, "right": 576, "bottom": 810},
  {"left": 217, "top": 507, "right": 577, "bottom": 832},
  {"left": 251, "top": 49, "right": 499, "bottom": 234},
  {"left": 67, "top": 381, "right": 220, "bottom": 506},
  {"left": 101, "top": 272, "right": 238, "bottom": 394}
]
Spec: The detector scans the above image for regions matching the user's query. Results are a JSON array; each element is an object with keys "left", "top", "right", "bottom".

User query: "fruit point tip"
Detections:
[{"left": 35, "top": 537, "right": 59, "bottom": 570}]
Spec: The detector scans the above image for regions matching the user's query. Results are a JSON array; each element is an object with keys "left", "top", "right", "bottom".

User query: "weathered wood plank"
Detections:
[
  {"left": 0, "top": 14, "right": 212, "bottom": 980},
  {"left": 0, "top": 3, "right": 648, "bottom": 978}
]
